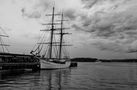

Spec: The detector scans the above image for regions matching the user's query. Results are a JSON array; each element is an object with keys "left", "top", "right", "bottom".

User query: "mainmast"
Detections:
[
  {"left": 58, "top": 13, "right": 64, "bottom": 60},
  {"left": 58, "top": 13, "right": 71, "bottom": 59}
]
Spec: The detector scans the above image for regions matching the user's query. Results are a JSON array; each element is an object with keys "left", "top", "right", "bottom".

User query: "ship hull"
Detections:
[{"left": 40, "top": 59, "right": 71, "bottom": 69}]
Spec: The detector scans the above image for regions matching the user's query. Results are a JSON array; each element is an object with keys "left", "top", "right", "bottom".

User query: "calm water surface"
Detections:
[{"left": 0, "top": 62, "right": 137, "bottom": 90}]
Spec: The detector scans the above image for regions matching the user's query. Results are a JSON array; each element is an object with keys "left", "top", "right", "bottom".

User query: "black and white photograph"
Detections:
[{"left": 0, "top": 0, "right": 137, "bottom": 90}]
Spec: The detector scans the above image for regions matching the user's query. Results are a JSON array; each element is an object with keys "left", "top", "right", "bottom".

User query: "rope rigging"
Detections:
[
  {"left": 30, "top": 6, "right": 71, "bottom": 60},
  {"left": 0, "top": 27, "right": 9, "bottom": 53}
]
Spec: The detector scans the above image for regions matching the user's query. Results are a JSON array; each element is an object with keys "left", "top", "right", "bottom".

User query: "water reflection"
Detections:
[
  {"left": 0, "top": 63, "right": 137, "bottom": 90},
  {"left": 127, "top": 64, "right": 137, "bottom": 90},
  {"left": 0, "top": 69, "right": 71, "bottom": 90},
  {"left": 39, "top": 69, "right": 71, "bottom": 90}
]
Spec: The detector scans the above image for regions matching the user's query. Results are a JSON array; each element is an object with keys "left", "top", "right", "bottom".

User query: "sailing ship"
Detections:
[
  {"left": 31, "top": 7, "right": 71, "bottom": 69},
  {"left": 0, "top": 27, "right": 9, "bottom": 53}
]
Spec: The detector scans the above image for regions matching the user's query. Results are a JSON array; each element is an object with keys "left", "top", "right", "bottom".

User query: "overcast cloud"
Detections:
[{"left": 0, "top": 0, "right": 137, "bottom": 58}]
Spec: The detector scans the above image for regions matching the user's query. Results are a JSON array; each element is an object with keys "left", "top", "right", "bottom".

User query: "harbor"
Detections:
[
  {"left": 0, "top": 6, "right": 77, "bottom": 70},
  {"left": 0, "top": 52, "right": 77, "bottom": 71},
  {"left": 0, "top": 0, "right": 137, "bottom": 90}
]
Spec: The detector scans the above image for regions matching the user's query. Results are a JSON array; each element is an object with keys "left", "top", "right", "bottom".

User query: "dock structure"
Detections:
[{"left": 0, "top": 53, "right": 40, "bottom": 71}]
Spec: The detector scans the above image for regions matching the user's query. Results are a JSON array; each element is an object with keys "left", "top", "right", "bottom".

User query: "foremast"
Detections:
[{"left": 49, "top": 7, "right": 55, "bottom": 59}]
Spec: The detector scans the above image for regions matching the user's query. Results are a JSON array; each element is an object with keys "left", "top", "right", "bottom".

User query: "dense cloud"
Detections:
[
  {"left": 70, "top": 0, "right": 137, "bottom": 53},
  {"left": 8, "top": 0, "right": 137, "bottom": 53}
]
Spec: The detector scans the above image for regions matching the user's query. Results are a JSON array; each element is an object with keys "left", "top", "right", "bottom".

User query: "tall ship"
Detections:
[
  {"left": 0, "top": 27, "right": 9, "bottom": 53},
  {"left": 31, "top": 7, "right": 71, "bottom": 69}
]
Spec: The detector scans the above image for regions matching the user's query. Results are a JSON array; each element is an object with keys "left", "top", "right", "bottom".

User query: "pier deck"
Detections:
[{"left": 0, "top": 53, "right": 40, "bottom": 71}]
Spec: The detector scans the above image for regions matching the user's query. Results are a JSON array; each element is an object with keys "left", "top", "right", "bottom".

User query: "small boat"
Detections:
[{"left": 31, "top": 7, "right": 71, "bottom": 69}]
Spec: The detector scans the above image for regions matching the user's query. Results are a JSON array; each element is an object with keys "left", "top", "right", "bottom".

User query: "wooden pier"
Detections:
[{"left": 0, "top": 53, "right": 40, "bottom": 71}]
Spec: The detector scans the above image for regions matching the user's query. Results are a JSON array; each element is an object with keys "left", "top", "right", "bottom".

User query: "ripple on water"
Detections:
[{"left": 0, "top": 62, "right": 137, "bottom": 90}]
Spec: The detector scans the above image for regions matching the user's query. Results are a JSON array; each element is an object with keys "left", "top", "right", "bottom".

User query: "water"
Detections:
[{"left": 0, "top": 62, "right": 137, "bottom": 90}]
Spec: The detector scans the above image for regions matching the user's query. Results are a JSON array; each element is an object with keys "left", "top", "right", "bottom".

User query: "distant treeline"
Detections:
[
  {"left": 99, "top": 59, "right": 137, "bottom": 62},
  {"left": 71, "top": 58, "right": 137, "bottom": 62},
  {"left": 71, "top": 58, "right": 97, "bottom": 62}
]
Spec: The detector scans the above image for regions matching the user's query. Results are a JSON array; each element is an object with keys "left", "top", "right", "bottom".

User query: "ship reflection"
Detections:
[{"left": 40, "top": 69, "right": 71, "bottom": 90}]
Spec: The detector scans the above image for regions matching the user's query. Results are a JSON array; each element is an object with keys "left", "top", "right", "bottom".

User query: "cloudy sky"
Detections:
[{"left": 0, "top": 0, "right": 137, "bottom": 59}]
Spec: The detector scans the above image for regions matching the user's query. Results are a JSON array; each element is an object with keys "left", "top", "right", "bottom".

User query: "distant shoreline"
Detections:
[{"left": 71, "top": 58, "right": 137, "bottom": 62}]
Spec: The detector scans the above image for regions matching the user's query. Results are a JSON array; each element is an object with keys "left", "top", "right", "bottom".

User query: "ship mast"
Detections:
[
  {"left": 38, "top": 7, "right": 70, "bottom": 59},
  {"left": 39, "top": 6, "right": 60, "bottom": 59},
  {"left": 58, "top": 13, "right": 64, "bottom": 60},
  {"left": 49, "top": 7, "right": 55, "bottom": 59},
  {"left": 58, "top": 13, "right": 71, "bottom": 59}
]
